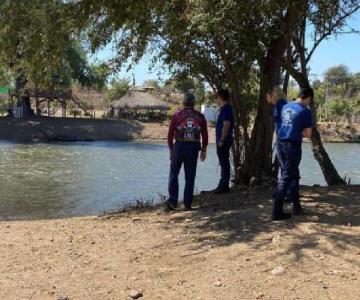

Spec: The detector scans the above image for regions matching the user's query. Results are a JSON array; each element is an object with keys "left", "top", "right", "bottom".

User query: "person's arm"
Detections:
[
  {"left": 200, "top": 116, "right": 208, "bottom": 161},
  {"left": 218, "top": 121, "right": 230, "bottom": 147},
  {"left": 167, "top": 115, "right": 176, "bottom": 159},
  {"left": 302, "top": 109, "right": 313, "bottom": 139}
]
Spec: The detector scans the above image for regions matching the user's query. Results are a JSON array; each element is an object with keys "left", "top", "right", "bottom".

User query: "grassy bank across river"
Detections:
[{"left": 0, "top": 185, "right": 359, "bottom": 299}]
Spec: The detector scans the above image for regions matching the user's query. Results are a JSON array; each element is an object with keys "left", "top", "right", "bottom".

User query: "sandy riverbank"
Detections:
[
  {"left": 0, "top": 186, "right": 359, "bottom": 299},
  {"left": 0, "top": 117, "right": 216, "bottom": 143},
  {"left": 0, "top": 116, "right": 358, "bottom": 143}
]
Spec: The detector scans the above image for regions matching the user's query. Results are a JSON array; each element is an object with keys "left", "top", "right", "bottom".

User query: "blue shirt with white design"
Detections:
[{"left": 277, "top": 102, "right": 313, "bottom": 143}]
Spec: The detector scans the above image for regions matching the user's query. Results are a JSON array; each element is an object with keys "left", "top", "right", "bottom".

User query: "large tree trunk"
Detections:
[
  {"left": 15, "top": 76, "right": 33, "bottom": 118},
  {"left": 246, "top": 7, "right": 297, "bottom": 184},
  {"left": 248, "top": 60, "right": 279, "bottom": 181}
]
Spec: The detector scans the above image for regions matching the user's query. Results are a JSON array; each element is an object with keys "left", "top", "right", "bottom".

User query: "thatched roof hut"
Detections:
[
  {"left": 110, "top": 89, "right": 171, "bottom": 120},
  {"left": 111, "top": 89, "right": 170, "bottom": 110}
]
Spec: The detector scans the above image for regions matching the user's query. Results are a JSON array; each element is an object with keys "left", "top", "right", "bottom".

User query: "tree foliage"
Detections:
[
  {"left": 105, "top": 78, "right": 130, "bottom": 104},
  {"left": 324, "top": 64, "right": 351, "bottom": 85},
  {"left": 62, "top": 43, "right": 110, "bottom": 91},
  {"left": 0, "top": 0, "right": 76, "bottom": 88},
  {"left": 327, "top": 98, "right": 353, "bottom": 124},
  {"left": 165, "top": 74, "right": 206, "bottom": 104},
  {"left": 314, "top": 64, "right": 360, "bottom": 124}
]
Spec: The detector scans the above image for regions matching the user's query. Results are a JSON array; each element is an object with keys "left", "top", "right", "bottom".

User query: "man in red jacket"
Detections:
[{"left": 166, "top": 93, "right": 208, "bottom": 211}]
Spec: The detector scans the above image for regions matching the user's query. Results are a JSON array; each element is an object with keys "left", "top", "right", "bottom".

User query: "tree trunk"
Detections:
[
  {"left": 248, "top": 60, "right": 279, "bottom": 181},
  {"left": 283, "top": 70, "right": 290, "bottom": 93},
  {"left": 244, "top": 5, "right": 298, "bottom": 184},
  {"left": 15, "top": 76, "right": 33, "bottom": 118}
]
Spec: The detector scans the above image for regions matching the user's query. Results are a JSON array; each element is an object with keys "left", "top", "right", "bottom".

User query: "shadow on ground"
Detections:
[{"left": 167, "top": 185, "right": 360, "bottom": 264}]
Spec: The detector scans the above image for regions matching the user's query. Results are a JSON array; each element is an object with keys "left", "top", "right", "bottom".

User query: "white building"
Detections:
[{"left": 201, "top": 104, "right": 218, "bottom": 122}]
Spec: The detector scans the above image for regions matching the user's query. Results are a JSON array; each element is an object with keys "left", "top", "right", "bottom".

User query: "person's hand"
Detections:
[
  {"left": 218, "top": 140, "right": 224, "bottom": 148},
  {"left": 169, "top": 150, "right": 173, "bottom": 160},
  {"left": 200, "top": 150, "right": 207, "bottom": 162}
]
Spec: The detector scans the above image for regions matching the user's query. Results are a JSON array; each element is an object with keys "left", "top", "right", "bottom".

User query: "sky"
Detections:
[
  {"left": 309, "top": 11, "right": 360, "bottom": 80},
  {"left": 93, "top": 11, "right": 360, "bottom": 85}
]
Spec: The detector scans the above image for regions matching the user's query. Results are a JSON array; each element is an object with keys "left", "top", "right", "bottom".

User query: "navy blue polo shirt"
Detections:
[
  {"left": 273, "top": 99, "right": 287, "bottom": 135},
  {"left": 216, "top": 103, "right": 234, "bottom": 144},
  {"left": 278, "top": 102, "right": 313, "bottom": 143}
]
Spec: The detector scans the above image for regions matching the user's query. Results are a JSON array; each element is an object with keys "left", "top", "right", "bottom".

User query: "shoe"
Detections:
[
  {"left": 183, "top": 206, "right": 192, "bottom": 211},
  {"left": 272, "top": 212, "right": 292, "bottom": 221},
  {"left": 214, "top": 187, "right": 230, "bottom": 194},
  {"left": 164, "top": 200, "right": 177, "bottom": 212},
  {"left": 284, "top": 196, "right": 292, "bottom": 203},
  {"left": 293, "top": 207, "right": 304, "bottom": 216}
]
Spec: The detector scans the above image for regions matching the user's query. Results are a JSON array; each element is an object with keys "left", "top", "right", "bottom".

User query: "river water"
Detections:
[{"left": 0, "top": 141, "right": 359, "bottom": 219}]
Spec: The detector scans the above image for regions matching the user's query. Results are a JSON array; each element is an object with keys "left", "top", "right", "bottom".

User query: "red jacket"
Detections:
[{"left": 167, "top": 108, "right": 208, "bottom": 151}]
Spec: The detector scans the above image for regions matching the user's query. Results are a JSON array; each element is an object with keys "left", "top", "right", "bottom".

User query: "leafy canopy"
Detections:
[{"left": 0, "top": 0, "right": 75, "bottom": 88}]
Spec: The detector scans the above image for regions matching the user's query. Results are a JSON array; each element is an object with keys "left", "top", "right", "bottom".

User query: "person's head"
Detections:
[
  {"left": 266, "top": 86, "right": 286, "bottom": 105},
  {"left": 297, "top": 88, "right": 314, "bottom": 106},
  {"left": 183, "top": 93, "right": 195, "bottom": 108},
  {"left": 216, "top": 89, "right": 230, "bottom": 106}
]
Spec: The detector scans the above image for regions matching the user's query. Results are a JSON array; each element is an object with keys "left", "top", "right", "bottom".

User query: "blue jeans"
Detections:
[
  {"left": 216, "top": 141, "right": 231, "bottom": 190},
  {"left": 168, "top": 142, "right": 200, "bottom": 208},
  {"left": 274, "top": 141, "right": 302, "bottom": 216}
]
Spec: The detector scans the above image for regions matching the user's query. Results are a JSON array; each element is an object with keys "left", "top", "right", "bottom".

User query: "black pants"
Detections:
[
  {"left": 216, "top": 142, "right": 231, "bottom": 190},
  {"left": 273, "top": 141, "right": 302, "bottom": 216},
  {"left": 168, "top": 142, "right": 200, "bottom": 208}
]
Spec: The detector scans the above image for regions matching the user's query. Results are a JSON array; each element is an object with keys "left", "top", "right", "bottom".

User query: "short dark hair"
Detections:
[
  {"left": 183, "top": 93, "right": 195, "bottom": 107},
  {"left": 298, "top": 88, "right": 314, "bottom": 100},
  {"left": 217, "top": 89, "right": 230, "bottom": 102}
]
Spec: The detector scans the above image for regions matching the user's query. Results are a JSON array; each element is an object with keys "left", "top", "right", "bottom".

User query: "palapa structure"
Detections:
[
  {"left": 110, "top": 86, "right": 171, "bottom": 121},
  {"left": 8, "top": 89, "right": 93, "bottom": 118}
]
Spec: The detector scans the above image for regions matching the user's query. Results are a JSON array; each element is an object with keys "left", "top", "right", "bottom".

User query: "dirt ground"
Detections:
[
  {"left": 0, "top": 117, "right": 216, "bottom": 143},
  {"left": 0, "top": 186, "right": 359, "bottom": 300}
]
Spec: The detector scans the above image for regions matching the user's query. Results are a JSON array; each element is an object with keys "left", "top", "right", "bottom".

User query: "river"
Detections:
[{"left": 0, "top": 141, "right": 359, "bottom": 219}]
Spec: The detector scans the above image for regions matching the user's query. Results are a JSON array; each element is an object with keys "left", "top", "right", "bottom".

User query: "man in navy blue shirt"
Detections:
[
  {"left": 214, "top": 89, "right": 234, "bottom": 194},
  {"left": 273, "top": 88, "right": 313, "bottom": 221}
]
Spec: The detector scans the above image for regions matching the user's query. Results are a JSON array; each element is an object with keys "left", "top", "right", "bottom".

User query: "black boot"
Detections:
[
  {"left": 293, "top": 205, "right": 303, "bottom": 216},
  {"left": 272, "top": 212, "right": 292, "bottom": 221},
  {"left": 214, "top": 186, "right": 230, "bottom": 194},
  {"left": 164, "top": 200, "right": 177, "bottom": 212}
]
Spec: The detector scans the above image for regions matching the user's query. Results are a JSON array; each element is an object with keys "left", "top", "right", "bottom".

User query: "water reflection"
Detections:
[{"left": 0, "top": 141, "right": 359, "bottom": 219}]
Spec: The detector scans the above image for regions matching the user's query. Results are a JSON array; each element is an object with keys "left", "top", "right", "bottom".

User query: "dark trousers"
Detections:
[
  {"left": 168, "top": 142, "right": 200, "bottom": 208},
  {"left": 273, "top": 141, "right": 302, "bottom": 216},
  {"left": 216, "top": 142, "right": 231, "bottom": 190}
]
